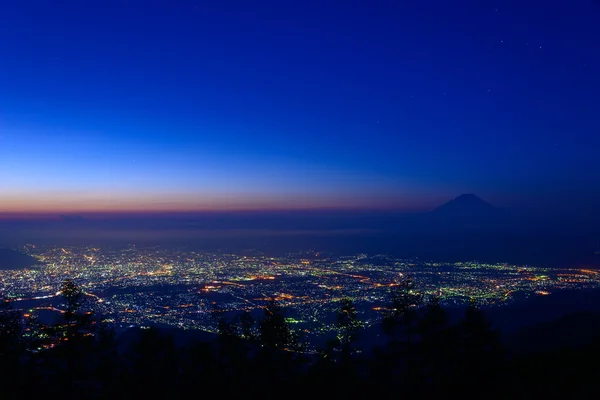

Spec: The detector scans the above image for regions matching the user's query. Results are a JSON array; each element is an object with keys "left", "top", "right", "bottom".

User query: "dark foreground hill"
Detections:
[
  {"left": 4, "top": 285, "right": 600, "bottom": 399},
  {"left": 116, "top": 325, "right": 218, "bottom": 352},
  {"left": 507, "top": 311, "right": 600, "bottom": 354}
]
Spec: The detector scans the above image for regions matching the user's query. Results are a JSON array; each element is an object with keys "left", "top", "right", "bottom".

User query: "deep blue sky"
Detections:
[{"left": 1, "top": 0, "right": 599, "bottom": 214}]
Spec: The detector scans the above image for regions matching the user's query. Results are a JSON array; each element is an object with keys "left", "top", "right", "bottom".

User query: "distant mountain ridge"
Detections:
[
  {"left": 0, "top": 248, "right": 39, "bottom": 270},
  {"left": 421, "top": 193, "right": 508, "bottom": 230},
  {"left": 431, "top": 193, "right": 499, "bottom": 218}
]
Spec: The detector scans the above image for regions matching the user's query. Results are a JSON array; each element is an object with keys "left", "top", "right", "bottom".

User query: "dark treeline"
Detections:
[{"left": 1, "top": 278, "right": 599, "bottom": 399}]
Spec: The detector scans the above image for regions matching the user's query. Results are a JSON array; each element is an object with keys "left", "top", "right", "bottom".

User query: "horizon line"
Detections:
[{"left": 0, "top": 206, "right": 432, "bottom": 220}]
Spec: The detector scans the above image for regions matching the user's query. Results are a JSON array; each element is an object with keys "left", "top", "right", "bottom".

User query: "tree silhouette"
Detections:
[
  {"left": 256, "top": 298, "right": 300, "bottom": 393},
  {"left": 0, "top": 296, "right": 24, "bottom": 397},
  {"left": 182, "top": 339, "right": 223, "bottom": 391},
  {"left": 210, "top": 303, "right": 249, "bottom": 376},
  {"left": 455, "top": 299, "right": 504, "bottom": 388},
  {"left": 376, "top": 276, "right": 425, "bottom": 392},
  {"left": 56, "top": 279, "right": 95, "bottom": 395},
  {"left": 382, "top": 276, "right": 423, "bottom": 346},
  {"left": 0, "top": 296, "right": 22, "bottom": 359},
  {"left": 418, "top": 294, "right": 448, "bottom": 341},
  {"left": 258, "top": 298, "right": 294, "bottom": 351},
  {"left": 418, "top": 294, "right": 458, "bottom": 394},
  {"left": 239, "top": 310, "right": 256, "bottom": 341},
  {"left": 94, "top": 322, "right": 120, "bottom": 397},
  {"left": 336, "top": 298, "right": 363, "bottom": 357},
  {"left": 126, "top": 327, "right": 179, "bottom": 397},
  {"left": 61, "top": 279, "right": 83, "bottom": 322},
  {"left": 210, "top": 302, "right": 237, "bottom": 339},
  {"left": 217, "top": 316, "right": 237, "bottom": 338},
  {"left": 459, "top": 299, "right": 502, "bottom": 358}
]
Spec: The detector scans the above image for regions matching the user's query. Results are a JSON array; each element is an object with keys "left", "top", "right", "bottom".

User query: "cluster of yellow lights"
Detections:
[
  {"left": 247, "top": 275, "right": 276, "bottom": 280},
  {"left": 201, "top": 285, "right": 220, "bottom": 292},
  {"left": 580, "top": 269, "right": 599, "bottom": 275}
]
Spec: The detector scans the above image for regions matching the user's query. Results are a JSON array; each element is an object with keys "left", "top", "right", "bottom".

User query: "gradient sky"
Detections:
[{"left": 1, "top": 0, "right": 600, "bottom": 214}]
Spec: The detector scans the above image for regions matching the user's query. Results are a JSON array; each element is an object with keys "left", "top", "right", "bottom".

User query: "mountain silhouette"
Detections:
[
  {"left": 431, "top": 193, "right": 498, "bottom": 218},
  {"left": 415, "top": 193, "right": 510, "bottom": 235}
]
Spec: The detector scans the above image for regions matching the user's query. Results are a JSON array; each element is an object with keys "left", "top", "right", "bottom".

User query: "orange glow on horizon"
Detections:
[{"left": 0, "top": 189, "right": 433, "bottom": 216}]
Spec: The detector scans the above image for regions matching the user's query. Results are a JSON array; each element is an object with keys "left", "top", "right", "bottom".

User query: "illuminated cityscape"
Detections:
[{"left": 3, "top": 245, "right": 599, "bottom": 347}]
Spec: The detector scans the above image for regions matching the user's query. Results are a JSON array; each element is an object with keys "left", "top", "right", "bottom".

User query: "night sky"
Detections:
[{"left": 1, "top": 0, "right": 599, "bottom": 215}]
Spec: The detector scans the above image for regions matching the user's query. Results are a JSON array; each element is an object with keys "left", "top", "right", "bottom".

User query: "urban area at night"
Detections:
[{"left": 4, "top": 245, "right": 599, "bottom": 350}]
